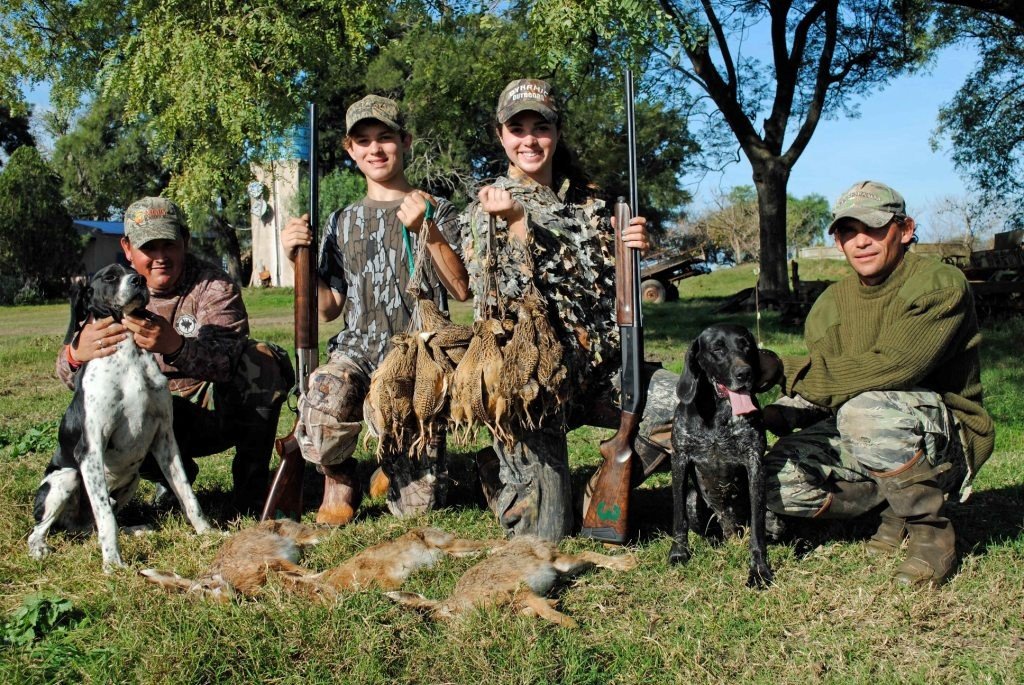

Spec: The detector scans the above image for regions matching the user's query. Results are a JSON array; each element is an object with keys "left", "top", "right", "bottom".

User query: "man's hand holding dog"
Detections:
[
  {"left": 69, "top": 317, "right": 127, "bottom": 363},
  {"left": 123, "top": 312, "right": 184, "bottom": 356}
]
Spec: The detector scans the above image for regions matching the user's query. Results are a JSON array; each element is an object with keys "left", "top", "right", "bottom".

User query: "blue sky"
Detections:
[{"left": 685, "top": 44, "right": 979, "bottom": 235}]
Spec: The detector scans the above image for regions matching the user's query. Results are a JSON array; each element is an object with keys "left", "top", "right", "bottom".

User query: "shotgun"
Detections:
[
  {"left": 261, "top": 102, "right": 319, "bottom": 522},
  {"left": 580, "top": 70, "right": 645, "bottom": 544}
]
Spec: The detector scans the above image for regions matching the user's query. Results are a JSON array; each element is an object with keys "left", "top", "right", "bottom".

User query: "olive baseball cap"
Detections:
[
  {"left": 496, "top": 79, "right": 559, "bottom": 125},
  {"left": 828, "top": 180, "right": 906, "bottom": 234},
  {"left": 123, "top": 197, "right": 186, "bottom": 246},
  {"left": 344, "top": 95, "right": 404, "bottom": 136}
]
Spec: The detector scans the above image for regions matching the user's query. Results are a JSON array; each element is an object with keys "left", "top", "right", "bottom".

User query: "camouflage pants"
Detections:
[
  {"left": 487, "top": 364, "right": 679, "bottom": 541},
  {"left": 141, "top": 340, "right": 293, "bottom": 514},
  {"left": 296, "top": 351, "right": 447, "bottom": 517},
  {"left": 764, "top": 390, "right": 968, "bottom": 518}
]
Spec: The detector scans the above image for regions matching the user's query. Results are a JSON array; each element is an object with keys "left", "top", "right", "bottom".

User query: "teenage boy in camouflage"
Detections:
[
  {"left": 58, "top": 196, "right": 294, "bottom": 516},
  {"left": 763, "top": 180, "right": 994, "bottom": 587},
  {"left": 281, "top": 94, "right": 469, "bottom": 525}
]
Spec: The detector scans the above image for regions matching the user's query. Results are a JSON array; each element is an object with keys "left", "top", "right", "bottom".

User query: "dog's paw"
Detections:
[
  {"left": 122, "top": 524, "right": 154, "bottom": 537},
  {"left": 192, "top": 519, "right": 214, "bottom": 535},
  {"left": 101, "top": 557, "right": 128, "bottom": 574},
  {"left": 746, "top": 565, "right": 774, "bottom": 590},
  {"left": 667, "top": 541, "right": 691, "bottom": 566},
  {"left": 27, "top": 537, "right": 53, "bottom": 561}
]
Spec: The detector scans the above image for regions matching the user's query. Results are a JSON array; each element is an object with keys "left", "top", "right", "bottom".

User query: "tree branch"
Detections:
[
  {"left": 783, "top": 0, "right": 838, "bottom": 167},
  {"left": 933, "top": 0, "right": 1024, "bottom": 28}
]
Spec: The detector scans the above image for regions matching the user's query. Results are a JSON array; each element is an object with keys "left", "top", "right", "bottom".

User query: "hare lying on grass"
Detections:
[
  {"left": 386, "top": 535, "right": 637, "bottom": 628},
  {"left": 141, "top": 521, "right": 497, "bottom": 602}
]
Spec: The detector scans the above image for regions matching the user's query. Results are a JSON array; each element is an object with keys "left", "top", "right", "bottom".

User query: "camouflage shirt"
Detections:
[
  {"left": 459, "top": 170, "right": 619, "bottom": 404},
  {"left": 57, "top": 254, "right": 249, "bottom": 396},
  {"left": 318, "top": 196, "right": 460, "bottom": 369}
]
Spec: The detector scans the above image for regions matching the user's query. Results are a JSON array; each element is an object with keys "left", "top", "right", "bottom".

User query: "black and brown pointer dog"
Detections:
[
  {"left": 669, "top": 323, "right": 783, "bottom": 588},
  {"left": 28, "top": 264, "right": 211, "bottom": 571}
]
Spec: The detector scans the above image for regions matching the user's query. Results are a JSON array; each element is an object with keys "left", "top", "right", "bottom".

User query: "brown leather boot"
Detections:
[
  {"left": 864, "top": 506, "right": 906, "bottom": 556},
  {"left": 813, "top": 480, "right": 884, "bottom": 519},
  {"left": 368, "top": 467, "right": 390, "bottom": 499},
  {"left": 316, "top": 458, "right": 362, "bottom": 526},
  {"left": 872, "top": 452, "right": 956, "bottom": 586},
  {"left": 476, "top": 447, "right": 501, "bottom": 516}
]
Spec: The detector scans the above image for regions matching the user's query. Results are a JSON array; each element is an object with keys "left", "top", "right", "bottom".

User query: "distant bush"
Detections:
[{"left": 0, "top": 147, "right": 83, "bottom": 301}]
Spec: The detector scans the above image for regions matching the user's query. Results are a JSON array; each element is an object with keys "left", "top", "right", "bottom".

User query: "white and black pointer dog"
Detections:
[
  {"left": 29, "top": 263, "right": 211, "bottom": 571},
  {"left": 669, "top": 324, "right": 783, "bottom": 588}
]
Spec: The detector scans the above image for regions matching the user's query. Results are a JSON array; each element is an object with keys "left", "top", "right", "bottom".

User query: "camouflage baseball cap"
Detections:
[
  {"left": 123, "top": 197, "right": 185, "bottom": 246},
  {"left": 345, "top": 95, "right": 404, "bottom": 136},
  {"left": 496, "top": 79, "right": 559, "bottom": 125},
  {"left": 828, "top": 180, "right": 906, "bottom": 234}
]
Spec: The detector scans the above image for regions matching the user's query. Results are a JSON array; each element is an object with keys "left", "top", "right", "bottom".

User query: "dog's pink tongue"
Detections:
[{"left": 724, "top": 387, "right": 757, "bottom": 416}]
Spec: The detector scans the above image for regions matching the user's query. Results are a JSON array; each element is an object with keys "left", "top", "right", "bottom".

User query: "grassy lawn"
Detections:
[{"left": 0, "top": 262, "right": 1021, "bottom": 684}]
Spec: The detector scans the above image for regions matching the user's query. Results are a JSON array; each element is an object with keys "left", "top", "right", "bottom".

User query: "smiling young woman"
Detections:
[{"left": 454, "top": 78, "right": 680, "bottom": 542}]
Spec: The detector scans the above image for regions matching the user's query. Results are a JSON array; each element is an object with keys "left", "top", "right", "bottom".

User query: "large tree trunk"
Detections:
[
  {"left": 212, "top": 215, "right": 246, "bottom": 285},
  {"left": 752, "top": 160, "right": 791, "bottom": 297}
]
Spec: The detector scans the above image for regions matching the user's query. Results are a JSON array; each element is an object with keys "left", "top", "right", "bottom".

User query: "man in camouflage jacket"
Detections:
[{"left": 57, "top": 197, "right": 293, "bottom": 516}]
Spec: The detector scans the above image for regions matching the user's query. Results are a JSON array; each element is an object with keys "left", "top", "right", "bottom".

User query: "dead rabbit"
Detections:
[
  {"left": 142, "top": 522, "right": 497, "bottom": 602},
  {"left": 386, "top": 535, "right": 637, "bottom": 628}
]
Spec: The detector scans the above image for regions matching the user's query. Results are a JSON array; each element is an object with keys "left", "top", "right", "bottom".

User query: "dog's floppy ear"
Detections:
[
  {"left": 63, "top": 282, "right": 91, "bottom": 346},
  {"left": 754, "top": 349, "right": 784, "bottom": 394},
  {"left": 676, "top": 336, "right": 704, "bottom": 404}
]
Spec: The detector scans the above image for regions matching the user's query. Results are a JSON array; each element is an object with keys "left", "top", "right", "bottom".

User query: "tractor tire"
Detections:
[{"left": 641, "top": 279, "right": 666, "bottom": 304}]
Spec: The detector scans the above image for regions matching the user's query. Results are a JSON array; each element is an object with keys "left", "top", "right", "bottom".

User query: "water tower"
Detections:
[{"left": 248, "top": 122, "right": 310, "bottom": 287}]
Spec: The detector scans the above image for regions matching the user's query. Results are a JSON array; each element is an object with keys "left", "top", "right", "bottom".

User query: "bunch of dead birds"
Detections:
[{"left": 365, "top": 294, "right": 569, "bottom": 460}]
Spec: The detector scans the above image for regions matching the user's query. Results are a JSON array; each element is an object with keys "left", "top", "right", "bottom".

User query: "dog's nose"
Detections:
[
  {"left": 734, "top": 365, "right": 752, "bottom": 385},
  {"left": 129, "top": 273, "right": 145, "bottom": 287}
]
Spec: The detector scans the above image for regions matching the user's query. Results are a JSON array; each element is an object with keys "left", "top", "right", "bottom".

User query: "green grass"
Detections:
[{"left": 1, "top": 262, "right": 1022, "bottom": 684}]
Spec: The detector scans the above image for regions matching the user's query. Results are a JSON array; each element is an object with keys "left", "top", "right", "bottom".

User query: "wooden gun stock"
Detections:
[
  {"left": 581, "top": 410, "right": 641, "bottom": 543},
  {"left": 262, "top": 428, "right": 305, "bottom": 521}
]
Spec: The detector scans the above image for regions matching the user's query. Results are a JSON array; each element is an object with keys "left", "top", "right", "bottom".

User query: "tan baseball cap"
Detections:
[
  {"left": 123, "top": 197, "right": 186, "bottom": 246},
  {"left": 828, "top": 180, "right": 906, "bottom": 234},
  {"left": 496, "top": 79, "right": 559, "bottom": 125},
  {"left": 344, "top": 95, "right": 404, "bottom": 136}
]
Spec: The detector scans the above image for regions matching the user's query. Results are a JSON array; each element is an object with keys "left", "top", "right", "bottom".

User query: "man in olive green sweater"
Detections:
[{"left": 763, "top": 180, "right": 994, "bottom": 587}]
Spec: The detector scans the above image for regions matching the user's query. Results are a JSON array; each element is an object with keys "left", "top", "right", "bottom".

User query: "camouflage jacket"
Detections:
[
  {"left": 459, "top": 170, "right": 619, "bottom": 406},
  {"left": 318, "top": 196, "right": 460, "bottom": 371},
  {"left": 57, "top": 254, "right": 249, "bottom": 396}
]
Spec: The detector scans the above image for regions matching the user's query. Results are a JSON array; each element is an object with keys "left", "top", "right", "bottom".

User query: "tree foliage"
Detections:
[
  {"left": 1, "top": 0, "right": 385, "bottom": 209},
  {"left": 51, "top": 97, "right": 169, "bottom": 220},
  {"left": 929, "top": 3, "right": 1024, "bottom": 223},
  {"left": 0, "top": 101, "right": 35, "bottom": 169},
  {"left": 528, "top": 0, "right": 930, "bottom": 293},
  {"left": 695, "top": 186, "right": 830, "bottom": 263},
  {"left": 787, "top": 193, "right": 830, "bottom": 249},
  {"left": 0, "top": 146, "right": 82, "bottom": 301}
]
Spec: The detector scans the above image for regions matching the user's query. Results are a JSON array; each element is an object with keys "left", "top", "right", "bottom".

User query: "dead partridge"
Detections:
[
  {"left": 365, "top": 334, "right": 418, "bottom": 454},
  {"left": 411, "top": 331, "right": 448, "bottom": 455}
]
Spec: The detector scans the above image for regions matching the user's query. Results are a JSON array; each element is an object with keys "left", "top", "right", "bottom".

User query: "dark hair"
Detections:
[{"left": 552, "top": 136, "right": 597, "bottom": 196}]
